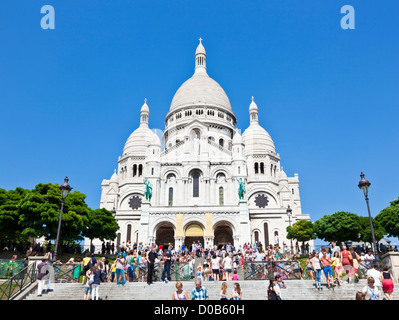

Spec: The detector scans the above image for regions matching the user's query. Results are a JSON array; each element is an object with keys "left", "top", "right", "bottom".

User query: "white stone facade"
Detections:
[{"left": 87, "top": 39, "right": 312, "bottom": 251}]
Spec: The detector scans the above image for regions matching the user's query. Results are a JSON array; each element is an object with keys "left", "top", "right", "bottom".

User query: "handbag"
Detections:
[{"left": 348, "top": 252, "right": 353, "bottom": 262}]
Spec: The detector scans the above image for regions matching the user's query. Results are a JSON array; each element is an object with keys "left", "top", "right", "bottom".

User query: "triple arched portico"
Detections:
[{"left": 149, "top": 213, "right": 237, "bottom": 250}]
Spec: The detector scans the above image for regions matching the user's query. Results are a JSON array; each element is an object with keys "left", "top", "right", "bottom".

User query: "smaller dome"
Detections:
[
  {"left": 123, "top": 125, "right": 155, "bottom": 155},
  {"left": 232, "top": 131, "right": 242, "bottom": 145},
  {"left": 110, "top": 169, "right": 118, "bottom": 183},
  {"left": 278, "top": 167, "right": 288, "bottom": 181},
  {"left": 242, "top": 123, "right": 276, "bottom": 155},
  {"left": 149, "top": 131, "right": 162, "bottom": 146}
]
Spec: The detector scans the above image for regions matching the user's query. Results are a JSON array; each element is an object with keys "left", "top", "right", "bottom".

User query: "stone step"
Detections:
[{"left": 25, "top": 280, "right": 398, "bottom": 300}]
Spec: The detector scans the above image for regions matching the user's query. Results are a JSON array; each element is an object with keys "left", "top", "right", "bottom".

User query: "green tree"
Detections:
[
  {"left": 0, "top": 187, "right": 31, "bottom": 244},
  {"left": 286, "top": 220, "right": 317, "bottom": 243},
  {"left": 83, "top": 208, "right": 119, "bottom": 250},
  {"left": 314, "top": 211, "right": 361, "bottom": 243},
  {"left": 376, "top": 197, "right": 399, "bottom": 238},
  {"left": 18, "top": 183, "right": 90, "bottom": 248},
  {"left": 358, "top": 216, "right": 385, "bottom": 244}
]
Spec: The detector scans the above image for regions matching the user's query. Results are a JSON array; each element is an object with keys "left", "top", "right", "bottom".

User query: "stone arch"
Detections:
[
  {"left": 151, "top": 219, "right": 176, "bottom": 248},
  {"left": 213, "top": 219, "right": 235, "bottom": 248},
  {"left": 183, "top": 220, "right": 205, "bottom": 250},
  {"left": 162, "top": 168, "right": 182, "bottom": 180}
]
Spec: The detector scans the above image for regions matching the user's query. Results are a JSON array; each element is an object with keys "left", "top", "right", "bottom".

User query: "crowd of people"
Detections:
[{"left": 26, "top": 238, "right": 396, "bottom": 300}]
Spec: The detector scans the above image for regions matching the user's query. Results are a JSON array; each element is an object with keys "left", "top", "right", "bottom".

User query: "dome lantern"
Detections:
[
  {"left": 140, "top": 98, "right": 150, "bottom": 126},
  {"left": 195, "top": 38, "right": 207, "bottom": 74},
  {"left": 249, "top": 96, "right": 259, "bottom": 124}
]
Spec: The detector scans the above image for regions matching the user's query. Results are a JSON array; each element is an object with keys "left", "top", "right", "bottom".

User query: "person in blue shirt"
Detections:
[
  {"left": 191, "top": 280, "right": 209, "bottom": 300},
  {"left": 91, "top": 266, "right": 102, "bottom": 300}
]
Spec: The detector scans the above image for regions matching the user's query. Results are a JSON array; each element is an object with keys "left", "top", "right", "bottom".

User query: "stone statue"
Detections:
[
  {"left": 236, "top": 178, "right": 246, "bottom": 200},
  {"left": 143, "top": 179, "right": 153, "bottom": 202}
]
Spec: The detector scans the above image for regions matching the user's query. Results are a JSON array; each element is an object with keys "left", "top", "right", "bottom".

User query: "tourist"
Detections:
[
  {"left": 305, "top": 254, "right": 315, "bottom": 280},
  {"left": 172, "top": 281, "right": 189, "bottom": 300},
  {"left": 74, "top": 258, "right": 83, "bottom": 282},
  {"left": 364, "top": 250, "right": 375, "bottom": 268},
  {"left": 110, "top": 261, "right": 116, "bottom": 282},
  {"left": 331, "top": 251, "right": 343, "bottom": 286},
  {"left": 191, "top": 280, "right": 209, "bottom": 300},
  {"left": 320, "top": 251, "right": 335, "bottom": 290},
  {"left": 359, "top": 277, "right": 380, "bottom": 300},
  {"left": 222, "top": 253, "right": 233, "bottom": 281},
  {"left": 349, "top": 247, "right": 361, "bottom": 283},
  {"left": 211, "top": 254, "right": 220, "bottom": 281},
  {"left": 292, "top": 255, "right": 302, "bottom": 279},
  {"left": 366, "top": 264, "right": 382, "bottom": 291},
  {"left": 203, "top": 258, "right": 211, "bottom": 281},
  {"left": 127, "top": 251, "right": 135, "bottom": 282},
  {"left": 220, "top": 282, "right": 228, "bottom": 300},
  {"left": 341, "top": 246, "right": 352, "bottom": 283},
  {"left": 91, "top": 266, "right": 102, "bottom": 300},
  {"left": 355, "top": 291, "right": 366, "bottom": 300},
  {"left": 138, "top": 251, "right": 147, "bottom": 282},
  {"left": 147, "top": 246, "right": 157, "bottom": 285},
  {"left": 115, "top": 253, "right": 126, "bottom": 286},
  {"left": 196, "top": 265, "right": 204, "bottom": 281},
  {"left": 330, "top": 241, "right": 340, "bottom": 256},
  {"left": 83, "top": 267, "right": 93, "bottom": 300},
  {"left": 232, "top": 269, "right": 239, "bottom": 281},
  {"left": 266, "top": 278, "right": 280, "bottom": 300},
  {"left": 380, "top": 265, "right": 394, "bottom": 300},
  {"left": 81, "top": 252, "right": 92, "bottom": 285},
  {"left": 275, "top": 274, "right": 286, "bottom": 299},
  {"left": 36, "top": 258, "right": 52, "bottom": 297},
  {"left": 311, "top": 252, "right": 323, "bottom": 291},
  {"left": 161, "top": 248, "right": 172, "bottom": 283},
  {"left": 231, "top": 283, "right": 242, "bottom": 300}
]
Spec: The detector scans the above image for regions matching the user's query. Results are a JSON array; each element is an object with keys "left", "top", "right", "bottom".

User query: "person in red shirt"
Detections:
[{"left": 321, "top": 251, "right": 335, "bottom": 290}]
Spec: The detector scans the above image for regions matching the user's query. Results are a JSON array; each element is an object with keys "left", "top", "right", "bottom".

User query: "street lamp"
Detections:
[
  {"left": 53, "top": 177, "right": 72, "bottom": 262},
  {"left": 358, "top": 172, "right": 378, "bottom": 260},
  {"left": 287, "top": 205, "right": 293, "bottom": 255}
]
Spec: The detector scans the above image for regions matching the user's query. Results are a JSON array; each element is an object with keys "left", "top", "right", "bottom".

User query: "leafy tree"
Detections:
[
  {"left": 286, "top": 220, "right": 317, "bottom": 243},
  {"left": 83, "top": 208, "right": 119, "bottom": 249},
  {"left": 18, "top": 183, "right": 90, "bottom": 248},
  {"left": 314, "top": 211, "right": 361, "bottom": 243},
  {"left": 0, "top": 187, "right": 31, "bottom": 244},
  {"left": 376, "top": 197, "right": 399, "bottom": 238},
  {"left": 358, "top": 216, "right": 386, "bottom": 244}
]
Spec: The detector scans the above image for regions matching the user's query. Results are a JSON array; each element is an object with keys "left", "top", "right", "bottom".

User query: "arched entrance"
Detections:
[
  {"left": 184, "top": 224, "right": 204, "bottom": 251},
  {"left": 214, "top": 224, "right": 234, "bottom": 249},
  {"left": 155, "top": 223, "right": 175, "bottom": 249}
]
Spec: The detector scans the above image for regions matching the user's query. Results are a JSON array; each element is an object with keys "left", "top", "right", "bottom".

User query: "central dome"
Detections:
[
  {"left": 168, "top": 39, "right": 233, "bottom": 114},
  {"left": 169, "top": 73, "right": 232, "bottom": 112}
]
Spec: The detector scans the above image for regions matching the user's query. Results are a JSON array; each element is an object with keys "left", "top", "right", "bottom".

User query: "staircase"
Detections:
[{"left": 24, "top": 279, "right": 397, "bottom": 300}]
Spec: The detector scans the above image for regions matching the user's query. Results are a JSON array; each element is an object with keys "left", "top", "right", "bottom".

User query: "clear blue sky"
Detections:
[{"left": 1, "top": 1, "right": 398, "bottom": 244}]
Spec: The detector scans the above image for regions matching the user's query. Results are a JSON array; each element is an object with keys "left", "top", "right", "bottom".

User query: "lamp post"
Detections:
[
  {"left": 287, "top": 205, "right": 293, "bottom": 255},
  {"left": 54, "top": 177, "right": 72, "bottom": 262},
  {"left": 358, "top": 172, "right": 378, "bottom": 259}
]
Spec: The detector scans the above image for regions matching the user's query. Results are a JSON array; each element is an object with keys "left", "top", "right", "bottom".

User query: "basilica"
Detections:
[{"left": 89, "top": 39, "right": 312, "bottom": 251}]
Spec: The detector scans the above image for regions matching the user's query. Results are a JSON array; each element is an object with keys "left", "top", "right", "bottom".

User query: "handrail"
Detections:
[{"left": 0, "top": 262, "right": 37, "bottom": 300}]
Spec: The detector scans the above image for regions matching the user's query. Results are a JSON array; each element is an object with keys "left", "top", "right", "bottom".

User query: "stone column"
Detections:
[
  {"left": 137, "top": 200, "right": 150, "bottom": 245},
  {"left": 238, "top": 200, "right": 251, "bottom": 246},
  {"left": 175, "top": 214, "right": 184, "bottom": 249}
]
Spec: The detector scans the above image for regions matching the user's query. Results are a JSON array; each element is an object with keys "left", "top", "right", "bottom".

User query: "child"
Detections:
[{"left": 232, "top": 269, "right": 239, "bottom": 281}]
